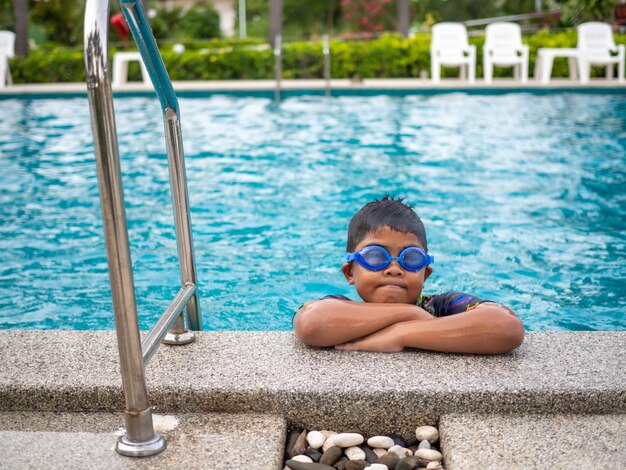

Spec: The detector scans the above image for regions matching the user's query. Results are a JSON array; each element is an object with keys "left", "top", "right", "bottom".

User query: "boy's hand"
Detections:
[
  {"left": 294, "top": 300, "right": 430, "bottom": 348},
  {"left": 335, "top": 323, "right": 405, "bottom": 353},
  {"left": 335, "top": 303, "right": 525, "bottom": 355}
]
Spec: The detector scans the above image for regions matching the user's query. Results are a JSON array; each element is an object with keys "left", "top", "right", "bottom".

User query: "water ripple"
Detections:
[{"left": 1, "top": 93, "right": 625, "bottom": 331}]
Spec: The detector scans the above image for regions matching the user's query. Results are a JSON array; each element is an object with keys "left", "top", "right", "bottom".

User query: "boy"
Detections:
[{"left": 294, "top": 196, "right": 524, "bottom": 354}]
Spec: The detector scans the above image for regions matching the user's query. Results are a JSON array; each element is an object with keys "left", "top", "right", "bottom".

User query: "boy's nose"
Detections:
[{"left": 384, "top": 261, "right": 404, "bottom": 276}]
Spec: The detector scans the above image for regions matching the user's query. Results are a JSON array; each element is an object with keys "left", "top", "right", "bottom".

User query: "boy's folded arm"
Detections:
[
  {"left": 293, "top": 299, "right": 434, "bottom": 347},
  {"left": 338, "top": 303, "right": 525, "bottom": 354}
]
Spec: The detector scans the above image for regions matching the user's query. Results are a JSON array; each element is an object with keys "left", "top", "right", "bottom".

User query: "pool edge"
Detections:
[
  {"left": 0, "top": 330, "right": 623, "bottom": 434},
  {"left": 1, "top": 78, "right": 626, "bottom": 100}
]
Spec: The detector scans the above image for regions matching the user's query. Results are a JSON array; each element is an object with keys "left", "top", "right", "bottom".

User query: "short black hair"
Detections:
[{"left": 346, "top": 195, "right": 428, "bottom": 252}]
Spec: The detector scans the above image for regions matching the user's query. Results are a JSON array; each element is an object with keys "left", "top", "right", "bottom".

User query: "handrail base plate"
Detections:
[
  {"left": 163, "top": 331, "right": 195, "bottom": 345},
  {"left": 116, "top": 432, "right": 166, "bottom": 457}
]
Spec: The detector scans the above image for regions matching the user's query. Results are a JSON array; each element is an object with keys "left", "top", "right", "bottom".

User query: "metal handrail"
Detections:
[
  {"left": 274, "top": 34, "right": 282, "bottom": 103},
  {"left": 323, "top": 34, "right": 331, "bottom": 98},
  {"left": 462, "top": 9, "right": 561, "bottom": 28},
  {"left": 84, "top": 0, "right": 201, "bottom": 457},
  {"left": 142, "top": 282, "right": 196, "bottom": 364},
  {"left": 119, "top": 0, "right": 178, "bottom": 112}
]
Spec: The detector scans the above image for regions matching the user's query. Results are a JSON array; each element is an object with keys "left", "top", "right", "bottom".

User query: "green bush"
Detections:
[
  {"left": 161, "top": 38, "right": 266, "bottom": 52},
  {"left": 328, "top": 34, "right": 419, "bottom": 79},
  {"left": 9, "top": 49, "right": 85, "bottom": 83},
  {"left": 8, "top": 30, "right": 626, "bottom": 84},
  {"left": 161, "top": 46, "right": 274, "bottom": 80}
]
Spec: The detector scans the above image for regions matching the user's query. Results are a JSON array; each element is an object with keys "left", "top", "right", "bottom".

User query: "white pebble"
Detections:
[
  {"left": 367, "top": 435, "right": 395, "bottom": 449},
  {"left": 306, "top": 430, "right": 326, "bottom": 449},
  {"left": 332, "top": 433, "right": 364, "bottom": 447},
  {"left": 418, "top": 439, "right": 431, "bottom": 449},
  {"left": 291, "top": 455, "right": 313, "bottom": 463},
  {"left": 415, "top": 426, "right": 439, "bottom": 444},
  {"left": 388, "top": 444, "right": 412, "bottom": 459},
  {"left": 414, "top": 448, "right": 443, "bottom": 462},
  {"left": 427, "top": 461, "right": 444, "bottom": 469},
  {"left": 345, "top": 446, "right": 366, "bottom": 461},
  {"left": 373, "top": 448, "right": 388, "bottom": 458},
  {"left": 320, "top": 431, "right": 337, "bottom": 452},
  {"left": 152, "top": 414, "right": 179, "bottom": 433},
  {"left": 322, "top": 433, "right": 338, "bottom": 452},
  {"left": 365, "top": 465, "right": 389, "bottom": 470}
]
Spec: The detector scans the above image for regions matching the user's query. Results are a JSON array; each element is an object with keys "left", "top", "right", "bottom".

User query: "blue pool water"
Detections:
[{"left": 0, "top": 92, "right": 625, "bottom": 331}]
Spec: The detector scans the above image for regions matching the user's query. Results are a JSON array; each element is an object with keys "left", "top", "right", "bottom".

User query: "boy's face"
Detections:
[{"left": 342, "top": 226, "right": 432, "bottom": 304}]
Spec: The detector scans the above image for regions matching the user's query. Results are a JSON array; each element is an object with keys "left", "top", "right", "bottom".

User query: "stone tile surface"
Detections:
[
  {"left": 0, "top": 331, "right": 624, "bottom": 438},
  {"left": 0, "top": 411, "right": 286, "bottom": 470},
  {"left": 439, "top": 413, "right": 626, "bottom": 470}
]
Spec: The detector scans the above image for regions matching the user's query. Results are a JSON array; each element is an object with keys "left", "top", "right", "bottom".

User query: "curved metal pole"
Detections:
[
  {"left": 84, "top": 0, "right": 165, "bottom": 457},
  {"left": 323, "top": 34, "right": 331, "bottom": 98},
  {"left": 274, "top": 34, "right": 282, "bottom": 103},
  {"left": 143, "top": 283, "right": 196, "bottom": 364},
  {"left": 120, "top": 0, "right": 202, "bottom": 335},
  {"left": 119, "top": 0, "right": 178, "bottom": 113}
]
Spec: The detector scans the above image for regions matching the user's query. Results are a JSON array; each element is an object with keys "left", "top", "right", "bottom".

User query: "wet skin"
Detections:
[
  {"left": 294, "top": 226, "right": 525, "bottom": 354},
  {"left": 341, "top": 227, "right": 432, "bottom": 305}
]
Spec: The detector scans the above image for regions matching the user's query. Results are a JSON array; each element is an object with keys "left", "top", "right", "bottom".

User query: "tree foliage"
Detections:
[
  {"left": 555, "top": 0, "right": 616, "bottom": 25},
  {"left": 411, "top": 0, "right": 548, "bottom": 24},
  {"left": 340, "top": 0, "right": 396, "bottom": 34},
  {"left": 176, "top": 3, "right": 221, "bottom": 39},
  {"left": 150, "top": 3, "right": 221, "bottom": 41},
  {"left": 10, "top": 0, "right": 622, "bottom": 49},
  {"left": 31, "top": 0, "right": 84, "bottom": 46},
  {"left": 243, "top": 0, "right": 342, "bottom": 39},
  {"left": 0, "top": 0, "right": 13, "bottom": 31},
  {"left": 150, "top": 7, "right": 185, "bottom": 41}
]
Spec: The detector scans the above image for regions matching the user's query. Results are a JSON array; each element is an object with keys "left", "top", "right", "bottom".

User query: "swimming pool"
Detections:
[{"left": 0, "top": 92, "right": 624, "bottom": 331}]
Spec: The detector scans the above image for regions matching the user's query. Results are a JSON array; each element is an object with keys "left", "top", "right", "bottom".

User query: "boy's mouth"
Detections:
[{"left": 379, "top": 283, "right": 406, "bottom": 290}]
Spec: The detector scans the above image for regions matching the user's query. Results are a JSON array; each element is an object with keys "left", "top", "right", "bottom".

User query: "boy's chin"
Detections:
[{"left": 366, "top": 293, "right": 417, "bottom": 304}]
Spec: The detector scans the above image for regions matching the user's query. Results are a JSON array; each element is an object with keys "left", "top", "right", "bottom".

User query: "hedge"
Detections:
[{"left": 9, "top": 30, "right": 626, "bottom": 84}]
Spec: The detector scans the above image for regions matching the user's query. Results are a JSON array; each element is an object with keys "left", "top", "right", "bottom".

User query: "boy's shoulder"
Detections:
[{"left": 314, "top": 291, "right": 490, "bottom": 318}]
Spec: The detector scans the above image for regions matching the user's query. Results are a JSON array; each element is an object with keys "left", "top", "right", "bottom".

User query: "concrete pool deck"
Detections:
[{"left": 0, "top": 330, "right": 624, "bottom": 468}]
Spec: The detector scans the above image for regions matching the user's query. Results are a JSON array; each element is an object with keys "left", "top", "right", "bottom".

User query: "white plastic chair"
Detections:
[
  {"left": 483, "top": 22, "right": 529, "bottom": 83},
  {"left": 0, "top": 31, "right": 15, "bottom": 89},
  {"left": 112, "top": 52, "right": 150, "bottom": 87},
  {"left": 577, "top": 22, "right": 625, "bottom": 83},
  {"left": 430, "top": 22, "right": 476, "bottom": 84}
]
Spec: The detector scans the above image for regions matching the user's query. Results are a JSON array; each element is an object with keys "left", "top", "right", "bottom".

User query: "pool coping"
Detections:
[
  {"left": 1, "top": 330, "right": 624, "bottom": 436},
  {"left": 1, "top": 78, "right": 626, "bottom": 99}
]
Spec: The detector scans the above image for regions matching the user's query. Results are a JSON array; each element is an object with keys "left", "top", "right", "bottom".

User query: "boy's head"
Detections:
[
  {"left": 346, "top": 195, "right": 428, "bottom": 252},
  {"left": 342, "top": 195, "right": 432, "bottom": 304}
]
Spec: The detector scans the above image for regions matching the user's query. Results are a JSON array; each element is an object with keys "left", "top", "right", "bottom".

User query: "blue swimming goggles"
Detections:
[{"left": 345, "top": 245, "right": 434, "bottom": 272}]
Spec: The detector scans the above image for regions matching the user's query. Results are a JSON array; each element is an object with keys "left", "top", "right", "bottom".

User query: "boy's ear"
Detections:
[
  {"left": 341, "top": 263, "right": 355, "bottom": 285},
  {"left": 424, "top": 266, "right": 433, "bottom": 281}
]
